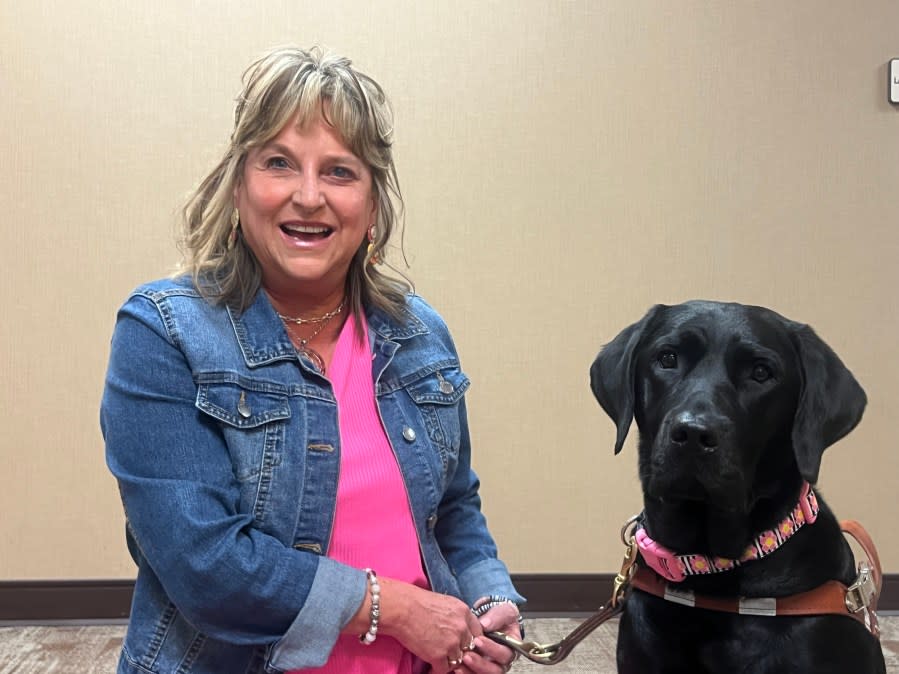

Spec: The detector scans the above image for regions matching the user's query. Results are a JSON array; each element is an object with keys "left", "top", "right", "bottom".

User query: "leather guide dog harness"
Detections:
[
  {"left": 486, "top": 484, "right": 882, "bottom": 665},
  {"left": 630, "top": 483, "right": 882, "bottom": 639}
]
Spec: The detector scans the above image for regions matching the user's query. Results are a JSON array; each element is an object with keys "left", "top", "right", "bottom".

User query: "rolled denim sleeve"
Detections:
[
  {"left": 268, "top": 558, "right": 366, "bottom": 670},
  {"left": 102, "top": 294, "right": 361, "bottom": 667}
]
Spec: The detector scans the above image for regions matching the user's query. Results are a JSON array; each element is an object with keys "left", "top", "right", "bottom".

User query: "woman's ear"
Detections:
[
  {"left": 368, "top": 191, "right": 379, "bottom": 224},
  {"left": 232, "top": 180, "right": 242, "bottom": 212}
]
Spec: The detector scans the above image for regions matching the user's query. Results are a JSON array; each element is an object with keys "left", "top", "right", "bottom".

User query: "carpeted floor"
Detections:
[{"left": 0, "top": 616, "right": 897, "bottom": 672}]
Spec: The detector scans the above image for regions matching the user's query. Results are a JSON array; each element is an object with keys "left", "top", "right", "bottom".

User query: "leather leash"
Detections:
[
  {"left": 485, "top": 603, "right": 625, "bottom": 665},
  {"left": 483, "top": 517, "right": 640, "bottom": 665}
]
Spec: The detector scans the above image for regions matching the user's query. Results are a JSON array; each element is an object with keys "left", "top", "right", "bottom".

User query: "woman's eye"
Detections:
[
  {"left": 265, "top": 156, "right": 290, "bottom": 169},
  {"left": 330, "top": 165, "right": 355, "bottom": 179},
  {"left": 658, "top": 351, "right": 678, "bottom": 369},
  {"left": 751, "top": 363, "right": 773, "bottom": 382}
]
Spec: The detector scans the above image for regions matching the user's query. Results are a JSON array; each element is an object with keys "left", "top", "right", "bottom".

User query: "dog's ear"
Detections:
[
  {"left": 789, "top": 323, "right": 867, "bottom": 484},
  {"left": 590, "top": 305, "right": 662, "bottom": 454}
]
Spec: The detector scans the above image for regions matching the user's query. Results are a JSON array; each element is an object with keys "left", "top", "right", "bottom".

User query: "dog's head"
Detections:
[{"left": 590, "top": 301, "right": 866, "bottom": 541}]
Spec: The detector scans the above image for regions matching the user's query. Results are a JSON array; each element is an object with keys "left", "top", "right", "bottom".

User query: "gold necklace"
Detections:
[
  {"left": 278, "top": 298, "right": 346, "bottom": 325},
  {"left": 281, "top": 299, "right": 345, "bottom": 374}
]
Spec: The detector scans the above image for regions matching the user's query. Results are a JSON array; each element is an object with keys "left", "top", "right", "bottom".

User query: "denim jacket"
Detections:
[{"left": 101, "top": 277, "right": 523, "bottom": 674}]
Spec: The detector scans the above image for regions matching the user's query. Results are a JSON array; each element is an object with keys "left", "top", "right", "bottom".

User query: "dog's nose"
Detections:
[{"left": 669, "top": 412, "right": 720, "bottom": 453}]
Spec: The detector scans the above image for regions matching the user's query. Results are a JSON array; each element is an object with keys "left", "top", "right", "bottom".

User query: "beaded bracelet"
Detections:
[
  {"left": 359, "top": 568, "right": 380, "bottom": 645},
  {"left": 471, "top": 595, "right": 525, "bottom": 638}
]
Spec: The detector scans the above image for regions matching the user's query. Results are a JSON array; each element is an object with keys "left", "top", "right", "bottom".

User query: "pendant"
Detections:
[{"left": 298, "top": 345, "right": 326, "bottom": 374}]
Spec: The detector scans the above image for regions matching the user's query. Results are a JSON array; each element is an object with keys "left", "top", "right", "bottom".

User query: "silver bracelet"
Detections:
[
  {"left": 471, "top": 595, "right": 525, "bottom": 638},
  {"left": 359, "top": 568, "right": 380, "bottom": 645}
]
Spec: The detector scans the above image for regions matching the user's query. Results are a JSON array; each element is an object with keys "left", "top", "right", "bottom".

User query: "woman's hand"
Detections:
[
  {"left": 373, "top": 578, "right": 486, "bottom": 673},
  {"left": 459, "top": 601, "right": 521, "bottom": 673}
]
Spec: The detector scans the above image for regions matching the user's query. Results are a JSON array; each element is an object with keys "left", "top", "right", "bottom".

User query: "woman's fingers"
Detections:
[
  {"left": 465, "top": 602, "right": 522, "bottom": 672},
  {"left": 460, "top": 645, "right": 516, "bottom": 673},
  {"left": 378, "top": 579, "right": 485, "bottom": 671},
  {"left": 476, "top": 601, "right": 520, "bottom": 633}
]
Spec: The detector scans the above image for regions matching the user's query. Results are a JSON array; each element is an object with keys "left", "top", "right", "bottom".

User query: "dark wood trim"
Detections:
[
  {"left": 1, "top": 575, "right": 897, "bottom": 621},
  {"left": 514, "top": 574, "right": 615, "bottom": 613},
  {"left": 0, "top": 580, "right": 133, "bottom": 621}
]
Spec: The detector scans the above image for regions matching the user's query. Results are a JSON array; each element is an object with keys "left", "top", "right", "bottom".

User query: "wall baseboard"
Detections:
[
  {"left": 1, "top": 575, "right": 897, "bottom": 621},
  {"left": 0, "top": 579, "right": 134, "bottom": 622}
]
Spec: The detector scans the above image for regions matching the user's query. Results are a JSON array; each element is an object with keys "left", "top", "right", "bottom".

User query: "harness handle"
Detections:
[
  {"left": 841, "top": 519, "right": 882, "bottom": 637},
  {"left": 841, "top": 519, "right": 882, "bottom": 597}
]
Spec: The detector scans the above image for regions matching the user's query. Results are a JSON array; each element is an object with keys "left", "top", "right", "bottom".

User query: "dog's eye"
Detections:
[
  {"left": 658, "top": 351, "right": 678, "bottom": 369},
  {"left": 751, "top": 363, "right": 773, "bottom": 382}
]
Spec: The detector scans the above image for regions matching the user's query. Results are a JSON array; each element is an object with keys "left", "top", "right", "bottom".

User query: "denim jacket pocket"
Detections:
[
  {"left": 196, "top": 382, "right": 291, "bottom": 522},
  {"left": 404, "top": 366, "right": 470, "bottom": 473}
]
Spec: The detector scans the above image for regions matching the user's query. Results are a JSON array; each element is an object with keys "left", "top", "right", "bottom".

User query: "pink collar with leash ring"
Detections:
[{"left": 635, "top": 481, "right": 820, "bottom": 583}]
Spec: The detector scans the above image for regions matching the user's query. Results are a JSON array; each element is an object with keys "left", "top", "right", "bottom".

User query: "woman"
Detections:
[{"left": 101, "top": 46, "right": 523, "bottom": 674}]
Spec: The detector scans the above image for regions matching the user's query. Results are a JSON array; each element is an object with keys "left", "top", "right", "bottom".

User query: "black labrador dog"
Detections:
[{"left": 590, "top": 301, "right": 884, "bottom": 673}]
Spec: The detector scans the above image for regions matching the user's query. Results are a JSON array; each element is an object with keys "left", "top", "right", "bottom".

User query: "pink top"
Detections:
[{"left": 293, "top": 314, "right": 429, "bottom": 674}]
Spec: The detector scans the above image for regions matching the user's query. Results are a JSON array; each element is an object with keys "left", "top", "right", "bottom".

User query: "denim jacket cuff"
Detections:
[
  {"left": 455, "top": 557, "right": 526, "bottom": 607},
  {"left": 266, "top": 559, "right": 367, "bottom": 671}
]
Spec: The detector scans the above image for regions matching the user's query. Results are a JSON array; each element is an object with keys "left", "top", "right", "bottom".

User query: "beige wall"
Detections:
[{"left": 1, "top": 1, "right": 897, "bottom": 580}]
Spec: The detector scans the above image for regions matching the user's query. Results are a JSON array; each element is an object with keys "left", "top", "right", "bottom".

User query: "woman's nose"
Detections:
[{"left": 292, "top": 174, "right": 325, "bottom": 210}]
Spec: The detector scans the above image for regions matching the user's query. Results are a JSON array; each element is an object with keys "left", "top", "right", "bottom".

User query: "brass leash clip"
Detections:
[{"left": 612, "top": 514, "right": 641, "bottom": 607}]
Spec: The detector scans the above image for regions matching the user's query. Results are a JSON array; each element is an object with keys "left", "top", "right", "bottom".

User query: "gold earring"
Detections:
[
  {"left": 227, "top": 210, "right": 240, "bottom": 250},
  {"left": 367, "top": 224, "right": 380, "bottom": 265}
]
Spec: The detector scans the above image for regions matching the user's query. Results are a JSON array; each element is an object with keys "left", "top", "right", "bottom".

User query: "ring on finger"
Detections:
[
  {"left": 461, "top": 636, "right": 476, "bottom": 652},
  {"left": 447, "top": 655, "right": 463, "bottom": 668}
]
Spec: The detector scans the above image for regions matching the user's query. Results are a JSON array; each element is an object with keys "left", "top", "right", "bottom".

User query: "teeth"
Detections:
[{"left": 283, "top": 223, "right": 330, "bottom": 234}]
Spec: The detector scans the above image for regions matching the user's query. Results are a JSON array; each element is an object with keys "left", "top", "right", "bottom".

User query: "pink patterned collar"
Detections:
[{"left": 635, "top": 482, "right": 819, "bottom": 583}]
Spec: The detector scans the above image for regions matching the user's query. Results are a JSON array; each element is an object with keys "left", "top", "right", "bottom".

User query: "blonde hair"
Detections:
[{"left": 178, "top": 45, "right": 410, "bottom": 319}]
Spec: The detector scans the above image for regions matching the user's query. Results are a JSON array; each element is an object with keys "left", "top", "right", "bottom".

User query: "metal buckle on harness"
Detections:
[{"left": 845, "top": 562, "right": 876, "bottom": 613}]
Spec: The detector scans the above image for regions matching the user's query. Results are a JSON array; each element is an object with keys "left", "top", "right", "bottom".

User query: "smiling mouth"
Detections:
[{"left": 280, "top": 222, "right": 334, "bottom": 241}]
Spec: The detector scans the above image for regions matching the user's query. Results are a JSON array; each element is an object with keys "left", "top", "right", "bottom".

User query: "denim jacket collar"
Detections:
[
  {"left": 365, "top": 302, "right": 429, "bottom": 341},
  {"left": 225, "top": 290, "right": 430, "bottom": 369},
  {"left": 226, "top": 297, "right": 294, "bottom": 368}
]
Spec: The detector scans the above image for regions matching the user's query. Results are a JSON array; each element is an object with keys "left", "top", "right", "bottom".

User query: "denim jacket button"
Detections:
[
  {"left": 426, "top": 514, "right": 438, "bottom": 530},
  {"left": 237, "top": 391, "right": 251, "bottom": 418},
  {"left": 402, "top": 426, "right": 416, "bottom": 442}
]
